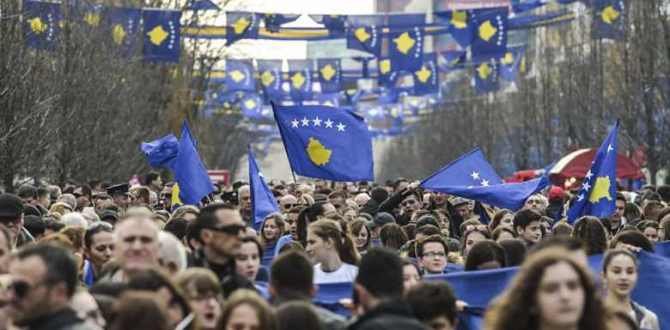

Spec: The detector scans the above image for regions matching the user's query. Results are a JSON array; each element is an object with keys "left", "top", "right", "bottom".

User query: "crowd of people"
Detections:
[{"left": 0, "top": 172, "right": 666, "bottom": 330}]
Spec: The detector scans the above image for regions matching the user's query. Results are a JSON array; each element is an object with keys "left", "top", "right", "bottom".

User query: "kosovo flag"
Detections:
[
  {"left": 141, "top": 134, "right": 179, "bottom": 169},
  {"left": 317, "top": 59, "right": 342, "bottom": 93},
  {"left": 347, "top": 25, "right": 381, "bottom": 56},
  {"left": 185, "top": 0, "right": 220, "bottom": 11},
  {"left": 421, "top": 149, "right": 503, "bottom": 188},
  {"left": 224, "top": 59, "right": 255, "bottom": 92},
  {"left": 226, "top": 12, "right": 259, "bottom": 45},
  {"left": 592, "top": 0, "right": 625, "bottom": 40},
  {"left": 413, "top": 53, "right": 439, "bottom": 96},
  {"left": 436, "top": 10, "right": 473, "bottom": 48},
  {"left": 471, "top": 8, "right": 508, "bottom": 62},
  {"left": 287, "top": 60, "right": 313, "bottom": 103},
  {"left": 440, "top": 50, "right": 467, "bottom": 70},
  {"left": 310, "top": 14, "right": 347, "bottom": 37},
  {"left": 273, "top": 104, "right": 374, "bottom": 182},
  {"left": 174, "top": 121, "right": 215, "bottom": 205},
  {"left": 107, "top": 7, "right": 141, "bottom": 57},
  {"left": 263, "top": 14, "right": 300, "bottom": 33},
  {"left": 257, "top": 60, "right": 284, "bottom": 103},
  {"left": 377, "top": 57, "right": 400, "bottom": 87},
  {"left": 389, "top": 26, "right": 424, "bottom": 72},
  {"left": 248, "top": 146, "right": 280, "bottom": 230},
  {"left": 23, "top": 0, "right": 61, "bottom": 50},
  {"left": 474, "top": 59, "right": 500, "bottom": 94},
  {"left": 499, "top": 47, "right": 525, "bottom": 82},
  {"left": 567, "top": 122, "right": 619, "bottom": 223},
  {"left": 143, "top": 9, "right": 181, "bottom": 63},
  {"left": 240, "top": 93, "right": 266, "bottom": 120},
  {"left": 67, "top": 0, "right": 104, "bottom": 31}
]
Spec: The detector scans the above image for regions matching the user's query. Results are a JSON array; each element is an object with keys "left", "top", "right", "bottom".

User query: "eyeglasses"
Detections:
[
  {"left": 208, "top": 224, "right": 246, "bottom": 235},
  {"left": 282, "top": 203, "right": 297, "bottom": 209},
  {"left": 9, "top": 280, "right": 45, "bottom": 300},
  {"left": 423, "top": 251, "right": 446, "bottom": 258}
]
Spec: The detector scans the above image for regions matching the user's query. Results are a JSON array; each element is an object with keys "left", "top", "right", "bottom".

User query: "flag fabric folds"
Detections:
[
  {"left": 436, "top": 10, "right": 473, "bottom": 48},
  {"left": 346, "top": 25, "right": 381, "bottom": 57},
  {"left": 592, "top": 0, "right": 625, "bottom": 40},
  {"left": 248, "top": 146, "right": 280, "bottom": 229},
  {"left": 186, "top": 0, "right": 220, "bottom": 11},
  {"left": 273, "top": 104, "right": 374, "bottom": 182},
  {"left": 141, "top": 134, "right": 179, "bottom": 169},
  {"left": 318, "top": 15, "right": 347, "bottom": 37},
  {"left": 473, "top": 59, "right": 500, "bottom": 94},
  {"left": 413, "top": 53, "right": 439, "bottom": 96},
  {"left": 567, "top": 122, "right": 619, "bottom": 222},
  {"left": 439, "top": 50, "right": 467, "bottom": 70},
  {"left": 287, "top": 60, "right": 313, "bottom": 103},
  {"left": 262, "top": 14, "right": 300, "bottom": 33},
  {"left": 24, "top": 0, "right": 62, "bottom": 50},
  {"left": 470, "top": 8, "right": 508, "bottom": 62},
  {"left": 142, "top": 9, "right": 181, "bottom": 63},
  {"left": 224, "top": 59, "right": 256, "bottom": 92},
  {"left": 174, "top": 121, "right": 215, "bottom": 205},
  {"left": 226, "top": 12, "right": 260, "bottom": 45},
  {"left": 107, "top": 7, "right": 142, "bottom": 57},
  {"left": 257, "top": 60, "right": 285, "bottom": 103},
  {"left": 317, "top": 59, "right": 342, "bottom": 93},
  {"left": 499, "top": 47, "right": 525, "bottom": 82}
]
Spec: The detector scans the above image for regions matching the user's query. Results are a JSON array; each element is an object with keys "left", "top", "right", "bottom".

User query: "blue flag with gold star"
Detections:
[
  {"left": 474, "top": 59, "right": 500, "bottom": 94},
  {"left": 471, "top": 8, "right": 508, "bottom": 62},
  {"left": 24, "top": 0, "right": 61, "bottom": 50},
  {"left": 240, "top": 93, "right": 266, "bottom": 120},
  {"left": 226, "top": 12, "right": 259, "bottom": 45},
  {"left": 389, "top": 14, "right": 425, "bottom": 72},
  {"left": 310, "top": 15, "right": 347, "bottom": 37},
  {"left": 224, "top": 59, "right": 255, "bottom": 92},
  {"left": 107, "top": 7, "right": 141, "bottom": 57},
  {"left": 273, "top": 104, "right": 374, "bottom": 182},
  {"left": 317, "top": 59, "right": 342, "bottom": 93},
  {"left": 262, "top": 13, "right": 300, "bottom": 33},
  {"left": 593, "top": 0, "right": 625, "bottom": 40},
  {"left": 567, "top": 122, "right": 619, "bottom": 223},
  {"left": 436, "top": 10, "right": 473, "bottom": 48},
  {"left": 500, "top": 47, "right": 525, "bottom": 82},
  {"left": 257, "top": 60, "right": 284, "bottom": 103},
  {"left": 287, "top": 60, "right": 313, "bottom": 103},
  {"left": 67, "top": 0, "right": 105, "bottom": 32},
  {"left": 346, "top": 25, "right": 381, "bottom": 57},
  {"left": 377, "top": 57, "right": 399, "bottom": 87},
  {"left": 143, "top": 9, "right": 181, "bottom": 63},
  {"left": 248, "top": 146, "right": 279, "bottom": 229},
  {"left": 413, "top": 53, "right": 439, "bottom": 96}
]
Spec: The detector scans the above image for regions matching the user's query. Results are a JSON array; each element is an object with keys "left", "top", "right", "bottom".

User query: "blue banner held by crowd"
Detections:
[{"left": 141, "top": 134, "right": 179, "bottom": 169}]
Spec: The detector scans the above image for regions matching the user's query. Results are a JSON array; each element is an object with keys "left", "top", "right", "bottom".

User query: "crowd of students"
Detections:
[{"left": 0, "top": 173, "right": 666, "bottom": 330}]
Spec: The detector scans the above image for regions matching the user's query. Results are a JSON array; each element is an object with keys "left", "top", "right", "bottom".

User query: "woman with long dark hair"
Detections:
[{"left": 305, "top": 219, "right": 359, "bottom": 284}]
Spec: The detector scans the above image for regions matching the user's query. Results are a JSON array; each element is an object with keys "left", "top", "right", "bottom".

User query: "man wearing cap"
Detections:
[
  {"left": 107, "top": 184, "right": 130, "bottom": 211},
  {"left": 369, "top": 212, "right": 395, "bottom": 247},
  {"left": 0, "top": 194, "right": 35, "bottom": 248}
]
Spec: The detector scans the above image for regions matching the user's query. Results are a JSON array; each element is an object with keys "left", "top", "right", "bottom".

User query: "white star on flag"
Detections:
[
  {"left": 585, "top": 170, "right": 593, "bottom": 180},
  {"left": 325, "top": 119, "right": 333, "bottom": 128},
  {"left": 471, "top": 172, "right": 480, "bottom": 180},
  {"left": 301, "top": 117, "right": 310, "bottom": 126},
  {"left": 313, "top": 117, "right": 322, "bottom": 126},
  {"left": 582, "top": 182, "right": 591, "bottom": 191},
  {"left": 291, "top": 119, "right": 299, "bottom": 128},
  {"left": 577, "top": 194, "right": 585, "bottom": 202},
  {"left": 481, "top": 180, "right": 489, "bottom": 187},
  {"left": 607, "top": 144, "right": 614, "bottom": 153},
  {"left": 337, "top": 122, "right": 346, "bottom": 132}
]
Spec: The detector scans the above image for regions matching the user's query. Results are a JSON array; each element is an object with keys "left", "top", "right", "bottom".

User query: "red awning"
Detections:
[{"left": 549, "top": 148, "right": 644, "bottom": 182}]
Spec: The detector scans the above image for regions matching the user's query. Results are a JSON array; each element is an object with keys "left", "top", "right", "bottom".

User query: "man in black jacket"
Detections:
[
  {"left": 348, "top": 247, "right": 428, "bottom": 330},
  {"left": 190, "top": 203, "right": 254, "bottom": 297},
  {"left": 8, "top": 243, "right": 95, "bottom": 330}
]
